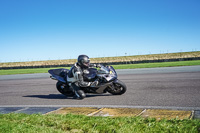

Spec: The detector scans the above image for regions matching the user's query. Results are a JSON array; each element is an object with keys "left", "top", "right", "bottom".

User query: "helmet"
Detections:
[{"left": 77, "top": 55, "right": 90, "bottom": 68}]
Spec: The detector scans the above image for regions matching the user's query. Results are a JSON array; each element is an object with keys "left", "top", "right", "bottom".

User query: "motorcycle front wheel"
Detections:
[
  {"left": 56, "top": 81, "right": 74, "bottom": 96},
  {"left": 108, "top": 80, "right": 127, "bottom": 95}
]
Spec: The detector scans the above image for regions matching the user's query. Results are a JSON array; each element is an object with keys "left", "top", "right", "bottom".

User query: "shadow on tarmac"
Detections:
[
  {"left": 24, "top": 94, "right": 70, "bottom": 99},
  {"left": 23, "top": 93, "right": 112, "bottom": 100}
]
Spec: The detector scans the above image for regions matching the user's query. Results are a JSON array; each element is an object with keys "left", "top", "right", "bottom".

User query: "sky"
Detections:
[{"left": 0, "top": 0, "right": 200, "bottom": 62}]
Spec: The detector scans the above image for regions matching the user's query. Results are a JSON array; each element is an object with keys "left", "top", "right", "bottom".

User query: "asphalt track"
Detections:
[{"left": 0, "top": 66, "right": 200, "bottom": 117}]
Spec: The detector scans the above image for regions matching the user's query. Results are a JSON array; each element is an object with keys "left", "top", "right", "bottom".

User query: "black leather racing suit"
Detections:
[{"left": 67, "top": 63, "right": 91, "bottom": 88}]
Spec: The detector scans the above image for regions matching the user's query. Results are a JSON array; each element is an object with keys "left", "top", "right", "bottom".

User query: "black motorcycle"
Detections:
[{"left": 48, "top": 65, "right": 127, "bottom": 99}]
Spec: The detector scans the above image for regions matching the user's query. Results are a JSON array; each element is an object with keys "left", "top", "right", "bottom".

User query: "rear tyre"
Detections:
[
  {"left": 56, "top": 81, "right": 74, "bottom": 96},
  {"left": 108, "top": 80, "right": 127, "bottom": 95}
]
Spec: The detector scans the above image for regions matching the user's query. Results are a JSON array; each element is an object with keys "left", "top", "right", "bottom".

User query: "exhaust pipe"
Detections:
[{"left": 50, "top": 76, "right": 57, "bottom": 80}]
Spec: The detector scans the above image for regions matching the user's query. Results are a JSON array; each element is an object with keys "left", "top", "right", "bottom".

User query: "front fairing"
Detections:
[
  {"left": 97, "top": 66, "right": 117, "bottom": 82},
  {"left": 105, "top": 66, "right": 117, "bottom": 82},
  {"left": 108, "top": 66, "right": 117, "bottom": 77}
]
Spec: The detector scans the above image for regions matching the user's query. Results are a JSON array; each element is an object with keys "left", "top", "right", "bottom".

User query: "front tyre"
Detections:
[
  {"left": 56, "top": 81, "right": 74, "bottom": 96},
  {"left": 108, "top": 80, "right": 127, "bottom": 95}
]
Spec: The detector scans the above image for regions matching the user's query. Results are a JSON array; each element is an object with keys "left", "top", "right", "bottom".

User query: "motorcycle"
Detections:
[{"left": 48, "top": 65, "right": 127, "bottom": 99}]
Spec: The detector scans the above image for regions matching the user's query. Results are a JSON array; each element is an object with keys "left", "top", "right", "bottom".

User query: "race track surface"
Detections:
[{"left": 0, "top": 66, "right": 200, "bottom": 110}]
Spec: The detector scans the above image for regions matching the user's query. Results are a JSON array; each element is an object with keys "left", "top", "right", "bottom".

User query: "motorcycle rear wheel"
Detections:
[
  {"left": 56, "top": 81, "right": 74, "bottom": 96},
  {"left": 108, "top": 80, "right": 127, "bottom": 95}
]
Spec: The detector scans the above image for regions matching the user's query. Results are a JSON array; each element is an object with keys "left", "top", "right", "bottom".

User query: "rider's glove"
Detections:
[
  {"left": 92, "top": 64, "right": 102, "bottom": 68},
  {"left": 96, "top": 64, "right": 102, "bottom": 68},
  {"left": 90, "top": 80, "right": 99, "bottom": 87}
]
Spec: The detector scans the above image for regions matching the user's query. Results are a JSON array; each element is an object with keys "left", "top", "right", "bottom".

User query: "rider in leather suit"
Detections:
[{"left": 67, "top": 55, "right": 100, "bottom": 99}]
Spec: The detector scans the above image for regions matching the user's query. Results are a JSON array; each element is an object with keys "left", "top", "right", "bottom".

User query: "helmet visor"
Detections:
[{"left": 82, "top": 58, "right": 90, "bottom": 67}]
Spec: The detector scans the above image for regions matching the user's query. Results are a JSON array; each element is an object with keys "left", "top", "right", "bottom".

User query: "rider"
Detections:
[{"left": 67, "top": 55, "right": 100, "bottom": 99}]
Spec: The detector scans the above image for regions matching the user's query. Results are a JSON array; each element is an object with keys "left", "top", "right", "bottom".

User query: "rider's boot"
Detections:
[
  {"left": 74, "top": 90, "right": 86, "bottom": 99},
  {"left": 71, "top": 83, "right": 86, "bottom": 99}
]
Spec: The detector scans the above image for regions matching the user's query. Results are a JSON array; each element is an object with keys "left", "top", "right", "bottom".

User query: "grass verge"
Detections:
[
  {"left": 0, "top": 67, "right": 70, "bottom": 75},
  {"left": 0, "top": 60, "right": 200, "bottom": 75},
  {"left": 0, "top": 113, "right": 200, "bottom": 133},
  {"left": 112, "top": 60, "right": 200, "bottom": 69}
]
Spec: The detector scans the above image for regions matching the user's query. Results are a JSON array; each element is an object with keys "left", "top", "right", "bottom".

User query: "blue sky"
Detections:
[{"left": 0, "top": 0, "right": 199, "bottom": 62}]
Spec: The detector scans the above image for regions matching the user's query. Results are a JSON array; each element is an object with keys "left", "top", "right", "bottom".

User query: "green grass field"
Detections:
[
  {"left": 1, "top": 51, "right": 200, "bottom": 69},
  {"left": 0, "top": 60, "right": 200, "bottom": 75},
  {"left": 0, "top": 113, "right": 199, "bottom": 133}
]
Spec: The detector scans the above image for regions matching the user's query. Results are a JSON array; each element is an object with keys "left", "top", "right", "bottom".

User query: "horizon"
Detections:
[{"left": 0, "top": 50, "right": 199, "bottom": 63}]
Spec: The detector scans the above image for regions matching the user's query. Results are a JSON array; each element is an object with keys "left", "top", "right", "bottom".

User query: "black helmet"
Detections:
[{"left": 77, "top": 55, "right": 90, "bottom": 68}]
